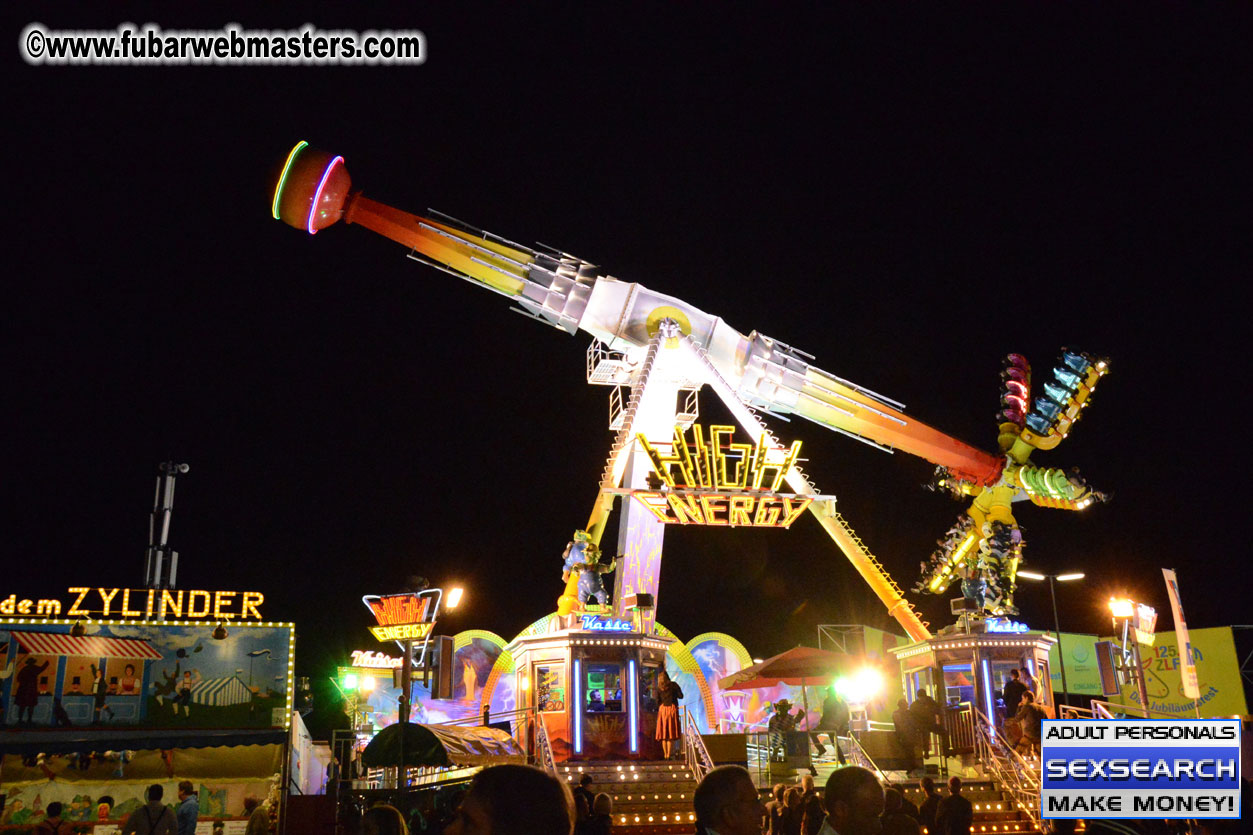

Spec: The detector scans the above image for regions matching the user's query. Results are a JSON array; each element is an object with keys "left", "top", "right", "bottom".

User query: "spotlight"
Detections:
[
  {"left": 212, "top": 623, "right": 229, "bottom": 640},
  {"left": 70, "top": 620, "right": 87, "bottom": 638}
]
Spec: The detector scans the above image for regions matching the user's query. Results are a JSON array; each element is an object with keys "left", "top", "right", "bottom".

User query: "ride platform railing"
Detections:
[
  {"left": 842, "top": 730, "right": 890, "bottom": 785},
  {"left": 974, "top": 709, "right": 1041, "bottom": 832},
  {"left": 682, "top": 707, "right": 715, "bottom": 781},
  {"left": 1086, "top": 698, "right": 1181, "bottom": 720},
  {"left": 943, "top": 702, "right": 977, "bottom": 755},
  {"left": 535, "top": 713, "right": 557, "bottom": 776}
]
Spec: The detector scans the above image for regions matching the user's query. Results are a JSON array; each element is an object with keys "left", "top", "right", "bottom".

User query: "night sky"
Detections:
[{"left": 8, "top": 5, "right": 1251, "bottom": 686}]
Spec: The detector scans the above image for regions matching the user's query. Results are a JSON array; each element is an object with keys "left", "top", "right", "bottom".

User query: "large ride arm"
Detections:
[
  {"left": 273, "top": 143, "right": 1110, "bottom": 636},
  {"left": 273, "top": 143, "right": 1004, "bottom": 486}
]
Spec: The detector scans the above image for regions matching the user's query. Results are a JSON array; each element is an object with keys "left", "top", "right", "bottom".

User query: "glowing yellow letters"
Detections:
[
  {"left": 632, "top": 425, "right": 811, "bottom": 528},
  {"left": 369, "top": 623, "right": 433, "bottom": 642},
  {"left": 0, "top": 588, "right": 267, "bottom": 620}
]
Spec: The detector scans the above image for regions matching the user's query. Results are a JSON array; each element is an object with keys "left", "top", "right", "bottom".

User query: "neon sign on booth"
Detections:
[
  {"left": 581, "top": 615, "right": 632, "bottom": 632},
  {"left": 986, "top": 618, "right": 1031, "bottom": 633},
  {"left": 351, "top": 650, "right": 403, "bottom": 668}
]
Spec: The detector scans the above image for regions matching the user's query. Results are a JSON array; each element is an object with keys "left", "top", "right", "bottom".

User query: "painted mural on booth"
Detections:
[{"left": 0, "top": 621, "right": 293, "bottom": 730}]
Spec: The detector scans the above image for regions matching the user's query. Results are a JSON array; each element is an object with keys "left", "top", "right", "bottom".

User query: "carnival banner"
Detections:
[
  {"left": 1113, "top": 626, "right": 1247, "bottom": 717},
  {"left": 1162, "top": 569, "right": 1201, "bottom": 700}
]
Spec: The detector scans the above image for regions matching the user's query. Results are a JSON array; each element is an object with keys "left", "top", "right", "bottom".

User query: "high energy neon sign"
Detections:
[
  {"left": 631, "top": 425, "right": 812, "bottom": 527},
  {"left": 361, "top": 588, "right": 443, "bottom": 664}
]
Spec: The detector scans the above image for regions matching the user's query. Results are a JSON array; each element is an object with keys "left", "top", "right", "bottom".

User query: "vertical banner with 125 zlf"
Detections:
[{"left": 1162, "top": 568, "right": 1200, "bottom": 700}]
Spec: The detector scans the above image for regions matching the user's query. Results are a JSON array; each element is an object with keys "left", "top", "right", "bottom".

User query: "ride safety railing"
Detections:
[
  {"left": 1058, "top": 703, "right": 1094, "bottom": 720},
  {"left": 842, "top": 731, "right": 891, "bottom": 786},
  {"left": 941, "top": 701, "right": 977, "bottom": 755},
  {"left": 436, "top": 705, "right": 538, "bottom": 756},
  {"left": 436, "top": 705, "right": 535, "bottom": 729},
  {"left": 718, "top": 717, "right": 768, "bottom": 734},
  {"left": 535, "top": 715, "right": 557, "bottom": 776},
  {"left": 1086, "top": 698, "right": 1182, "bottom": 720},
  {"left": 682, "top": 707, "right": 715, "bottom": 781},
  {"left": 974, "top": 709, "right": 1041, "bottom": 832}
]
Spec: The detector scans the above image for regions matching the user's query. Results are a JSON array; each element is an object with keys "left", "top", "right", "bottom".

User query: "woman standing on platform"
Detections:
[{"left": 655, "top": 670, "right": 683, "bottom": 759}]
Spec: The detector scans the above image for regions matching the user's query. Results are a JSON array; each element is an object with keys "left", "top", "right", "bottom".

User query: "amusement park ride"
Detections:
[{"left": 271, "top": 142, "right": 1111, "bottom": 761}]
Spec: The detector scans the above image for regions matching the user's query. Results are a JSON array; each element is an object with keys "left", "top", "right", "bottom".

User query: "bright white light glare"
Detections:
[
  {"left": 342, "top": 673, "right": 358, "bottom": 690},
  {"left": 836, "top": 667, "right": 884, "bottom": 704},
  {"left": 1017, "top": 571, "right": 1046, "bottom": 580},
  {"left": 1109, "top": 597, "right": 1135, "bottom": 619},
  {"left": 360, "top": 676, "right": 376, "bottom": 693},
  {"left": 752, "top": 658, "right": 764, "bottom": 664},
  {"left": 1056, "top": 573, "right": 1085, "bottom": 582},
  {"left": 446, "top": 587, "right": 464, "bottom": 610}
]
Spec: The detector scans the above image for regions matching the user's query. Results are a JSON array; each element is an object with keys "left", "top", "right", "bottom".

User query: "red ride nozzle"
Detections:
[{"left": 271, "top": 141, "right": 352, "bottom": 234}]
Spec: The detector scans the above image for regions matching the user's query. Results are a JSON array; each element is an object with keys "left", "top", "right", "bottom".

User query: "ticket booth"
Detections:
[
  {"left": 510, "top": 616, "right": 673, "bottom": 761},
  {"left": 891, "top": 627, "right": 1056, "bottom": 753}
]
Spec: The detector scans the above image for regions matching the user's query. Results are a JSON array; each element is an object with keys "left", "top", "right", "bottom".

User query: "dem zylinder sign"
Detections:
[{"left": 1, "top": 588, "right": 267, "bottom": 620}]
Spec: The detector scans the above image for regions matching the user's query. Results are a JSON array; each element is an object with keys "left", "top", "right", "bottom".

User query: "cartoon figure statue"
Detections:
[{"left": 556, "top": 530, "right": 614, "bottom": 615}]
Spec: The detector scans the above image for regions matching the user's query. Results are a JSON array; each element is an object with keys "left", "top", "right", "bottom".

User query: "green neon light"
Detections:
[
  {"left": 1044, "top": 468, "right": 1074, "bottom": 498},
  {"left": 271, "top": 140, "right": 309, "bottom": 220}
]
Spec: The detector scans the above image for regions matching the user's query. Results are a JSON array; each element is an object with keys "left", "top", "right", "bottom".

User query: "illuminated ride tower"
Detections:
[{"left": 271, "top": 144, "right": 1111, "bottom": 759}]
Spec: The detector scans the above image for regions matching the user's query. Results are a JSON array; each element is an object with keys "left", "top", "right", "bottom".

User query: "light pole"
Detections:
[
  {"left": 1017, "top": 571, "right": 1084, "bottom": 707},
  {"left": 1109, "top": 597, "right": 1150, "bottom": 713}
]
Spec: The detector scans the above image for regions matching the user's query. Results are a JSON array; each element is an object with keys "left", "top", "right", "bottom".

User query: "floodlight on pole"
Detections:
[
  {"left": 445, "top": 587, "right": 464, "bottom": 610},
  {"left": 1108, "top": 596, "right": 1150, "bottom": 711},
  {"left": 1109, "top": 597, "right": 1135, "bottom": 619}
]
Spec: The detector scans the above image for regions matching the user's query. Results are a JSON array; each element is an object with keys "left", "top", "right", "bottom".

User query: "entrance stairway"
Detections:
[
  {"left": 556, "top": 760, "right": 699, "bottom": 835},
  {"left": 897, "top": 778, "right": 1048, "bottom": 835}
]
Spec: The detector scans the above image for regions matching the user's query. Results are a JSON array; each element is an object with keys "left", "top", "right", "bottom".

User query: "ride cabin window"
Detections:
[
  {"left": 585, "top": 664, "right": 623, "bottom": 712},
  {"left": 640, "top": 665, "right": 660, "bottom": 714},
  {"left": 941, "top": 664, "right": 975, "bottom": 706},
  {"left": 535, "top": 664, "right": 566, "bottom": 713}
]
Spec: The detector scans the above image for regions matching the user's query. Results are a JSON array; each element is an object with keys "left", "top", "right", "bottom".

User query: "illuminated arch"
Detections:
[
  {"left": 685, "top": 631, "right": 753, "bottom": 728},
  {"left": 686, "top": 632, "right": 752, "bottom": 668}
]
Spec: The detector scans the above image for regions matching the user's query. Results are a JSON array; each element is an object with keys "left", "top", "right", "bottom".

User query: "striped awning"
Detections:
[{"left": 10, "top": 631, "right": 162, "bottom": 660}]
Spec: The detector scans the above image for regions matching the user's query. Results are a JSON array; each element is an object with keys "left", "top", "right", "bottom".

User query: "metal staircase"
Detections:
[
  {"left": 596, "top": 335, "right": 663, "bottom": 492},
  {"left": 830, "top": 720, "right": 1058, "bottom": 834},
  {"left": 974, "top": 709, "right": 1043, "bottom": 832}
]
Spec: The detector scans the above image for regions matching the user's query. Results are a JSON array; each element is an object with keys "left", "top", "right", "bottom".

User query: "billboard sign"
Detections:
[
  {"left": 0, "top": 618, "right": 294, "bottom": 729},
  {"left": 1113, "top": 626, "right": 1246, "bottom": 717}
]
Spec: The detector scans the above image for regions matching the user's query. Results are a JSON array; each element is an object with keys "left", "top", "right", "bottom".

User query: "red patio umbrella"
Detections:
[
  {"left": 718, "top": 646, "right": 855, "bottom": 691},
  {"left": 718, "top": 646, "right": 855, "bottom": 733}
]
